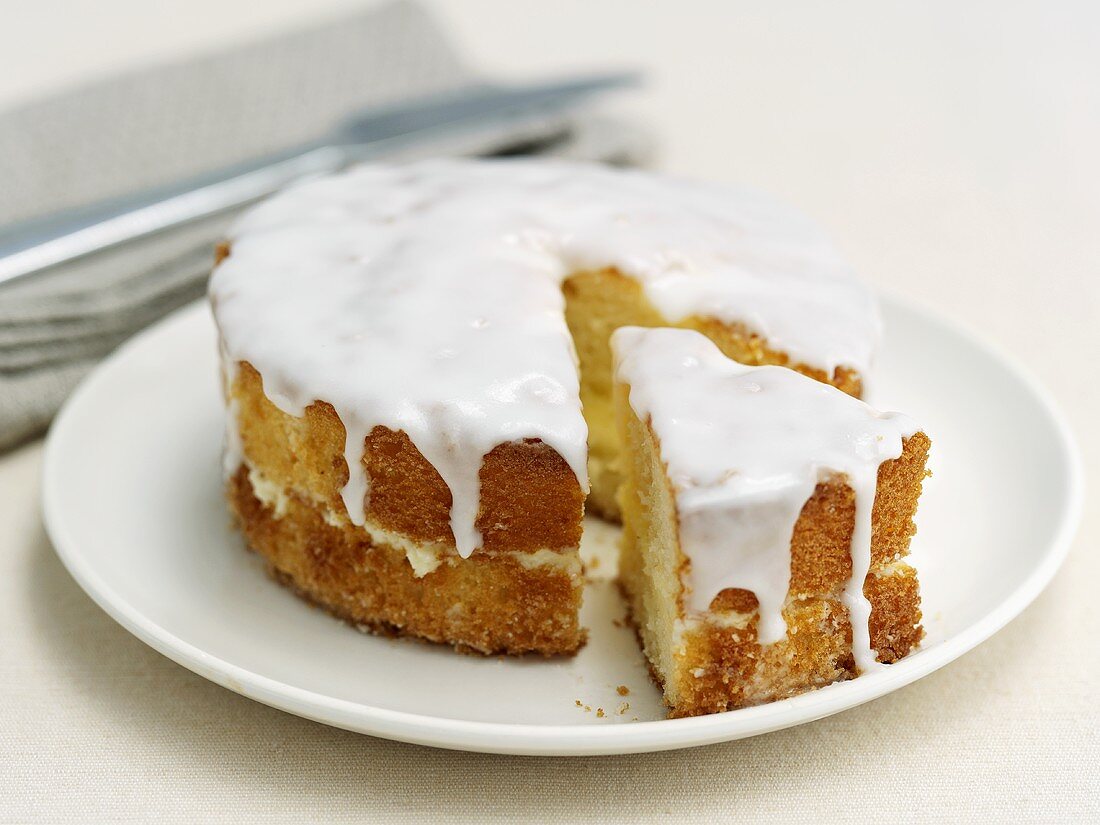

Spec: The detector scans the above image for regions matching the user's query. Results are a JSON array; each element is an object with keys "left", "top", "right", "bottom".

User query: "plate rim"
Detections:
[{"left": 41, "top": 296, "right": 1085, "bottom": 756}]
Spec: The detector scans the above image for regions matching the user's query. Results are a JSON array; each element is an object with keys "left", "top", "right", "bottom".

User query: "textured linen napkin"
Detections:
[{"left": 0, "top": 0, "right": 650, "bottom": 451}]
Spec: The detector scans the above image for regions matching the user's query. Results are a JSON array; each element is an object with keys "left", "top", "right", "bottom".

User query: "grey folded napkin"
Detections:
[{"left": 0, "top": 0, "right": 651, "bottom": 451}]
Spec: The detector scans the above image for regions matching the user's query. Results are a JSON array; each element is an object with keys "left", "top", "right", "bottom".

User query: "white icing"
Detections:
[
  {"left": 218, "top": 343, "right": 243, "bottom": 481},
  {"left": 210, "top": 158, "right": 878, "bottom": 559},
  {"left": 612, "top": 326, "right": 918, "bottom": 672}
]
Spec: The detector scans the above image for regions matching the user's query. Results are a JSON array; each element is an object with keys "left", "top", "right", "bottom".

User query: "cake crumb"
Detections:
[
  {"left": 617, "top": 702, "right": 630, "bottom": 715},
  {"left": 575, "top": 700, "right": 582, "bottom": 707},
  {"left": 596, "top": 708, "right": 605, "bottom": 718},
  {"left": 616, "top": 685, "right": 630, "bottom": 696},
  {"left": 584, "top": 704, "right": 592, "bottom": 712}
]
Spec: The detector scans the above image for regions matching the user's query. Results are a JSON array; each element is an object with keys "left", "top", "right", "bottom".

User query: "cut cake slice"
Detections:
[{"left": 612, "top": 326, "right": 930, "bottom": 716}]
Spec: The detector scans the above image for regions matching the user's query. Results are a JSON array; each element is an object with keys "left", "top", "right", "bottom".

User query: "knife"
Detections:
[{"left": 0, "top": 71, "right": 638, "bottom": 289}]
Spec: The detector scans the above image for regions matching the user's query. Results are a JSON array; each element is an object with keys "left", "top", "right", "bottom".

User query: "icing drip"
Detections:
[
  {"left": 612, "top": 326, "right": 917, "bottom": 671},
  {"left": 218, "top": 340, "right": 243, "bottom": 480},
  {"left": 340, "top": 420, "right": 371, "bottom": 527},
  {"left": 210, "top": 158, "right": 879, "bottom": 558}
]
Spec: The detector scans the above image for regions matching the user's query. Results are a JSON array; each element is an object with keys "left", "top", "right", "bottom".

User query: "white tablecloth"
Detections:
[{"left": 1, "top": 1, "right": 1096, "bottom": 820}]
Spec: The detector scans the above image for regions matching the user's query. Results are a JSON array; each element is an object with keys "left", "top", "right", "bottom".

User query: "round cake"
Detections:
[{"left": 209, "top": 158, "right": 886, "bottom": 660}]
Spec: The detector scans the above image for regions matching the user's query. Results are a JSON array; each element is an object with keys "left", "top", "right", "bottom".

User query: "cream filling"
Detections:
[
  {"left": 513, "top": 547, "right": 583, "bottom": 574},
  {"left": 871, "top": 558, "right": 917, "bottom": 578},
  {"left": 242, "top": 463, "right": 580, "bottom": 579},
  {"left": 247, "top": 465, "right": 289, "bottom": 518},
  {"left": 701, "top": 611, "right": 753, "bottom": 631}
]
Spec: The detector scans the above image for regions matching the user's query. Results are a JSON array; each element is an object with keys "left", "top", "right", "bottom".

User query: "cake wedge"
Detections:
[{"left": 612, "top": 326, "right": 930, "bottom": 717}]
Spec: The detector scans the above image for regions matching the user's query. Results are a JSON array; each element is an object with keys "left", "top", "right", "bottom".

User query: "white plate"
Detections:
[{"left": 42, "top": 298, "right": 1082, "bottom": 756}]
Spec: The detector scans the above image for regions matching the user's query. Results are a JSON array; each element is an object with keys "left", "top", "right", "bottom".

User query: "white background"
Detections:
[{"left": 1, "top": 1, "right": 1097, "bottom": 820}]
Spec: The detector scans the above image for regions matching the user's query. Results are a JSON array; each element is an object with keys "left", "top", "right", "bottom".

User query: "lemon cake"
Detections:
[
  {"left": 209, "top": 158, "right": 882, "bottom": 656},
  {"left": 612, "top": 326, "right": 929, "bottom": 715}
]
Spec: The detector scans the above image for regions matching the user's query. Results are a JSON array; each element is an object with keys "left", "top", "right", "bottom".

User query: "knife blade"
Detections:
[{"left": 0, "top": 71, "right": 639, "bottom": 289}]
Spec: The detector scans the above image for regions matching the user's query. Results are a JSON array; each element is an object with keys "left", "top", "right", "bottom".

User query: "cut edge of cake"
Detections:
[
  {"left": 563, "top": 267, "right": 865, "bottom": 522},
  {"left": 611, "top": 326, "right": 929, "bottom": 716}
]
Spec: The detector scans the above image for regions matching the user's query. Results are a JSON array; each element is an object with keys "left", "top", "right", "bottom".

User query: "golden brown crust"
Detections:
[
  {"left": 871, "top": 430, "right": 932, "bottom": 566},
  {"left": 866, "top": 566, "right": 923, "bottom": 664},
  {"left": 231, "top": 362, "right": 585, "bottom": 554},
  {"left": 227, "top": 356, "right": 586, "bottom": 656},
  {"left": 668, "top": 434, "right": 929, "bottom": 716},
  {"left": 669, "top": 600, "right": 855, "bottom": 718},
  {"left": 228, "top": 466, "right": 586, "bottom": 656}
]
